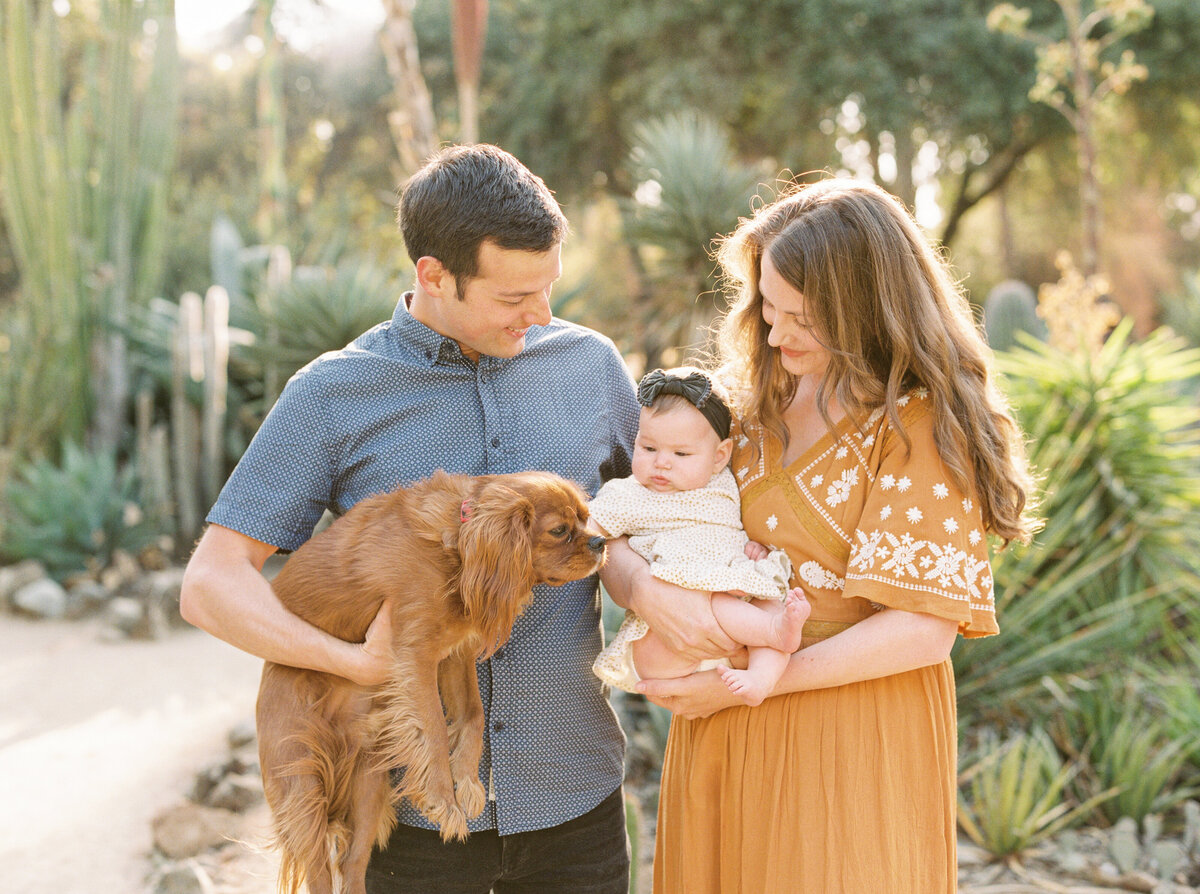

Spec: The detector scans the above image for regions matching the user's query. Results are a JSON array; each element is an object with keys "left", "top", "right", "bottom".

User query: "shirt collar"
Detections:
[{"left": 389, "top": 291, "right": 549, "bottom": 370}]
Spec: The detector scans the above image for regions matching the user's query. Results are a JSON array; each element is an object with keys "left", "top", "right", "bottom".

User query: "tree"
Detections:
[{"left": 989, "top": 0, "right": 1154, "bottom": 275}]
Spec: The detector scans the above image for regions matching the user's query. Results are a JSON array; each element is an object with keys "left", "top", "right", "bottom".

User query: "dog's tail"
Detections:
[{"left": 270, "top": 720, "right": 360, "bottom": 894}]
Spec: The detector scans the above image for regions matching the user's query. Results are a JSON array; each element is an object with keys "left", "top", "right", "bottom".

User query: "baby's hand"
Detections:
[{"left": 744, "top": 540, "right": 770, "bottom": 561}]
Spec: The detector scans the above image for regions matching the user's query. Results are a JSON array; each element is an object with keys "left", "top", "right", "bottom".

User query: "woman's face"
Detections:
[{"left": 759, "top": 249, "right": 831, "bottom": 379}]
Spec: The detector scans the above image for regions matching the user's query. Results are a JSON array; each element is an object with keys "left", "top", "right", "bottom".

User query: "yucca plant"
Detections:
[
  {"left": 955, "top": 318, "right": 1200, "bottom": 722},
  {"left": 0, "top": 442, "right": 158, "bottom": 581},
  {"left": 958, "top": 726, "right": 1117, "bottom": 858},
  {"left": 621, "top": 111, "right": 764, "bottom": 365}
]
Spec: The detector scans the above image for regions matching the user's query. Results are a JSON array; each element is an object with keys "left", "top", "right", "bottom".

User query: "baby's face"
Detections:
[{"left": 631, "top": 404, "right": 732, "bottom": 494}]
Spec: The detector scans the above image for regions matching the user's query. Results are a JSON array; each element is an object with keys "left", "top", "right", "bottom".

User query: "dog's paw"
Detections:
[
  {"left": 426, "top": 801, "right": 471, "bottom": 843},
  {"left": 455, "top": 776, "right": 487, "bottom": 819}
]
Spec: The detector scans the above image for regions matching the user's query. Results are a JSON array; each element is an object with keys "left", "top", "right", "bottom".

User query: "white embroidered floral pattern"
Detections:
[
  {"left": 826, "top": 468, "right": 859, "bottom": 507},
  {"left": 968, "top": 530, "right": 982, "bottom": 546},
  {"left": 880, "top": 505, "right": 892, "bottom": 520},
  {"left": 896, "top": 476, "right": 912, "bottom": 492},
  {"left": 798, "top": 560, "right": 845, "bottom": 591},
  {"left": 811, "top": 474, "right": 824, "bottom": 487},
  {"left": 881, "top": 474, "right": 896, "bottom": 490},
  {"left": 932, "top": 483, "right": 949, "bottom": 499},
  {"left": 943, "top": 518, "right": 959, "bottom": 534},
  {"left": 906, "top": 507, "right": 923, "bottom": 523},
  {"left": 766, "top": 514, "right": 778, "bottom": 531}
]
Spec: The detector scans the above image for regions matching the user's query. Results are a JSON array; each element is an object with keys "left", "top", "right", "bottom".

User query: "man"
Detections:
[{"left": 181, "top": 144, "right": 639, "bottom": 893}]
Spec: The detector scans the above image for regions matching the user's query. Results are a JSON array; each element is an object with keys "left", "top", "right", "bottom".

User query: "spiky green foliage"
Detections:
[
  {"left": 954, "top": 321, "right": 1200, "bottom": 721},
  {"left": 1050, "top": 674, "right": 1198, "bottom": 826},
  {"left": 958, "top": 727, "right": 1117, "bottom": 857},
  {"left": 0, "top": 443, "right": 157, "bottom": 581},
  {"left": 0, "top": 0, "right": 179, "bottom": 464}
]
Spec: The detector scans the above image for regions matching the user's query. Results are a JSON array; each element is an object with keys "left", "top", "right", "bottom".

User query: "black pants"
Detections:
[{"left": 364, "top": 787, "right": 630, "bottom": 893}]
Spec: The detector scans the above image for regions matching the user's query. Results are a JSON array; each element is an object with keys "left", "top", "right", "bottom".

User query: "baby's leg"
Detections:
[
  {"left": 718, "top": 646, "right": 790, "bottom": 706},
  {"left": 630, "top": 630, "right": 701, "bottom": 681},
  {"left": 711, "top": 588, "right": 809, "bottom": 654}
]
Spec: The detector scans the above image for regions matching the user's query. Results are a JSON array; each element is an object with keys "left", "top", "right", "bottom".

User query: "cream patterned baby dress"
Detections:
[{"left": 591, "top": 467, "right": 792, "bottom": 691}]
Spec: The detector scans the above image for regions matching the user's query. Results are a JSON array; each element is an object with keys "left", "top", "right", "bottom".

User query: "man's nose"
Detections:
[{"left": 525, "top": 293, "right": 552, "bottom": 326}]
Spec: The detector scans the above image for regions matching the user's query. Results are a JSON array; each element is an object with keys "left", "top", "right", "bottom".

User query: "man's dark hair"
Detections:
[{"left": 398, "top": 144, "right": 568, "bottom": 294}]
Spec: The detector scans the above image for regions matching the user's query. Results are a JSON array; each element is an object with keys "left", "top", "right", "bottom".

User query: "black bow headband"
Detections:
[{"left": 636, "top": 368, "right": 732, "bottom": 440}]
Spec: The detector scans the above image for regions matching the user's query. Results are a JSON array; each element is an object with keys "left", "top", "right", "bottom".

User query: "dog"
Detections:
[{"left": 255, "top": 469, "right": 606, "bottom": 894}]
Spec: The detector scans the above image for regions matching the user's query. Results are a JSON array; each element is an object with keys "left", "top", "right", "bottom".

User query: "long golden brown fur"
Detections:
[{"left": 256, "top": 470, "right": 605, "bottom": 894}]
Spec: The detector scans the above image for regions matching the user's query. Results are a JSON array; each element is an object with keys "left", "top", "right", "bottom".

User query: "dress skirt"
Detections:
[{"left": 652, "top": 658, "right": 959, "bottom": 894}]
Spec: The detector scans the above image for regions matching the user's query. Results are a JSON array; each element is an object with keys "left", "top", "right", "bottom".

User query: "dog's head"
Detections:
[{"left": 455, "top": 472, "right": 605, "bottom": 655}]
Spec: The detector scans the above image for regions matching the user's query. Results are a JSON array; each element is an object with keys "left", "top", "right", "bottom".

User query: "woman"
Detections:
[{"left": 605, "top": 178, "right": 1036, "bottom": 892}]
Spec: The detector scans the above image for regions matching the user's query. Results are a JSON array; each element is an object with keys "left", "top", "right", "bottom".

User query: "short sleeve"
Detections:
[
  {"left": 206, "top": 362, "right": 336, "bottom": 550},
  {"left": 843, "top": 405, "right": 998, "bottom": 637}
]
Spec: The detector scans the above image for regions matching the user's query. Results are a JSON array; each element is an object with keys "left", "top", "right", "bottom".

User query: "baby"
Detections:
[{"left": 591, "top": 367, "right": 809, "bottom": 705}]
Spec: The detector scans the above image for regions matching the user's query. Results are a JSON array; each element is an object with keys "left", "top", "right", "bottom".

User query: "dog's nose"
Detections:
[{"left": 588, "top": 535, "right": 607, "bottom": 552}]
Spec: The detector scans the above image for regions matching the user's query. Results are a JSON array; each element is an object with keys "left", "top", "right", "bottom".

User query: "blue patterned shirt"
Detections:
[{"left": 208, "top": 294, "right": 640, "bottom": 835}]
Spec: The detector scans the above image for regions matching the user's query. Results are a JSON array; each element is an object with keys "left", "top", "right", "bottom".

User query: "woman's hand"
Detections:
[{"left": 637, "top": 668, "right": 743, "bottom": 719}]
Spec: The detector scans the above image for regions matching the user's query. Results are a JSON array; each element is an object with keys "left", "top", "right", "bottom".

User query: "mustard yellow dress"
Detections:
[{"left": 653, "top": 391, "right": 998, "bottom": 894}]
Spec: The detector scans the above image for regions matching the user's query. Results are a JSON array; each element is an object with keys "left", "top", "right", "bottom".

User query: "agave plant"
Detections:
[
  {"left": 0, "top": 442, "right": 158, "bottom": 581},
  {"left": 957, "top": 726, "right": 1117, "bottom": 858}
]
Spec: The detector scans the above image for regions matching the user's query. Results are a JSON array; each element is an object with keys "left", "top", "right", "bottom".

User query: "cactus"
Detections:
[
  {"left": 983, "top": 279, "right": 1047, "bottom": 351},
  {"left": 0, "top": 0, "right": 180, "bottom": 462}
]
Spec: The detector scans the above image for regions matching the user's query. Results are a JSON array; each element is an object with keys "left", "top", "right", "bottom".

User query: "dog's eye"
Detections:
[{"left": 549, "top": 524, "right": 568, "bottom": 537}]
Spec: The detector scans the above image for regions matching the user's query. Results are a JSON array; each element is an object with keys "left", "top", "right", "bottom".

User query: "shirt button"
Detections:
[
  {"left": 492, "top": 721, "right": 505, "bottom": 733},
  {"left": 491, "top": 437, "right": 500, "bottom": 448}
]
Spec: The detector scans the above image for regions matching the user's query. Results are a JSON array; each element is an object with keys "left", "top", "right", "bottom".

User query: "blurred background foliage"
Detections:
[{"left": 0, "top": 0, "right": 1198, "bottom": 864}]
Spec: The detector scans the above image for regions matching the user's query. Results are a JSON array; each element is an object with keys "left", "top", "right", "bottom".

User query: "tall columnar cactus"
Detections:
[{"left": 0, "top": 0, "right": 180, "bottom": 464}]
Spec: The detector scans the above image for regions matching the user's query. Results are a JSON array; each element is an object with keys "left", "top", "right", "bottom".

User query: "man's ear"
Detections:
[
  {"left": 416, "top": 255, "right": 454, "bottom": 299},
  {"left": 714, "top": 437, "right": 734, "bottom": 473}
]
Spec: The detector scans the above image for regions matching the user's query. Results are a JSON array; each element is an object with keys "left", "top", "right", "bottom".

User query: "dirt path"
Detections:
[{"left": 0, "top": 614, "right": 265, "bottom": 894}]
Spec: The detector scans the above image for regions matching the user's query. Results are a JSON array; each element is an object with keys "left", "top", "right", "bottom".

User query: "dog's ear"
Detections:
[{"left": 457, "top": 481, "right": 537, "bottom": 654}]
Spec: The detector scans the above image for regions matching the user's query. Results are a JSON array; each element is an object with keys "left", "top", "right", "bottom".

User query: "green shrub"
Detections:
[
  {"left": 954, "top": 319, "right": 1200, "bottom": 723},
  {"left": 0, "top": 443, "right": 158, "bottom": 580}
]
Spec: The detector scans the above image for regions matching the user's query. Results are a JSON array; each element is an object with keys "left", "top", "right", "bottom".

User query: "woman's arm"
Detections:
[
  {"left": 180, "top": 524, "right": 396, "bottom": 686},
  {"left": 637, "top": 605, "right": 957, "bottom": 718},
  {"left": 599, "top": 537, "right": 737, "bottom": 662}
]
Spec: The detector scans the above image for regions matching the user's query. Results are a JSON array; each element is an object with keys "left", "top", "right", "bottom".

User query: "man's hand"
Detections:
[
  {"left": 630, "top": 568, "right": 736, "bottom": 663},
  {"left": 347, "top": 598, "right": 396, "bottom": 687}
]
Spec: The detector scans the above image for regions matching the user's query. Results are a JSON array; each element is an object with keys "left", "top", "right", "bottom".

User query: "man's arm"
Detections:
[
  {"left": 599, "top": 537, "right": 736, "bottom": 662},
  {"left": 180, "top": 524, "right": 395, "bottom": 686}
]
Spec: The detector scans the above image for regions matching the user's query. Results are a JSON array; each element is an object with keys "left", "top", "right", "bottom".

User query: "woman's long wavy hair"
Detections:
[{"left": 716, "top": 178, "right": 1037, "bottom": 544}]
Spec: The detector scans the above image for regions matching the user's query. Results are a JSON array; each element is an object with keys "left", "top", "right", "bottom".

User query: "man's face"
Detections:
[{"left": 437, "top": 241, "right": 562, "bottom": 362}]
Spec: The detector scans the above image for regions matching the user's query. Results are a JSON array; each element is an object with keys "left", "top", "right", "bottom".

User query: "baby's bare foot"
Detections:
[
  {"left": 768, "top": 589, "right": 810, "bottom": 653},
  {"left": 718, "top": 666, "right": 771, "bottom": 706}
]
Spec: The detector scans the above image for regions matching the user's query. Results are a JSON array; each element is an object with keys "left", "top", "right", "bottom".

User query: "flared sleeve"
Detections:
[{"left": 842, "top": 401, "right": 998, "bottom": 637}]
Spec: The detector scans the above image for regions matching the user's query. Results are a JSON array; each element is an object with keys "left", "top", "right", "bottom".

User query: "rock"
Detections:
[
  {"left": 12, "top": 577, "right": 69, "bottom": 619},
  {"left": 135, "top": 567, "right": 187, "bottom": 638},
  {"left": 151, "top": 803, "right": 242, "bottom": 860},
  {"left": 99, "top": 548, "right": 142, "bottom": 592},
  {"left": 205, "top": 773, "right": 263, "bottom": 812},
  {"left": 0, "top": 559, "right": 47, "bottom": 608},
  {"left": 153, "top": 859, "right": 216, "bottom": 894},
  {"left": 188, "top": 760, "right": 231, "bottom": 805},
  {"left": 227, "top": 719, "right": 257, "bottom": 750},
  {"left": 956, "top": 840, "right": 992, "bottom": 868},
  {"left": 65, "top": 579, "right": 111, "bottom": 618},
  {"left": 104, "top": 595, "right": 147, "bottom": 637}
]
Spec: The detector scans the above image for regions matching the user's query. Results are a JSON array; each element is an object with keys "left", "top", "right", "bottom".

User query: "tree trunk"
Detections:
[
  {"left": 379, "top": 0, "right": 437, "bottom": 176},
  {"left": 451, "top": 0, "right": 488, "bottom": 144}
]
